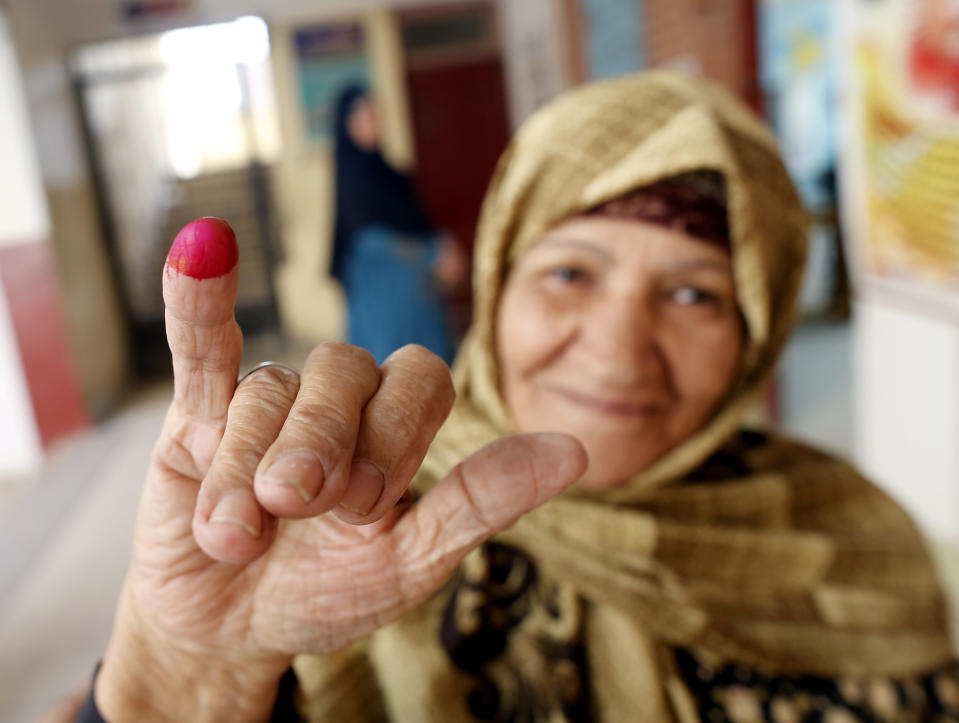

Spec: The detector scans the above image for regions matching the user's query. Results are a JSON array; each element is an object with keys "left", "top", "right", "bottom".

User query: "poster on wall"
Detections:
[
  {"left": 580, "top": 0, "right": 645, "bottom": 80},
  {"left": 759, "top": 0, "right": 837, "bottom": 208},
  {"left": 847, "top": 0, "right": 959, "bottom": 300},
  {"left": 759, "top": 0, "right": 852, "bottom": 318},
  {"left": 293, "top": 23, "right": 369, "bottom": 143}
]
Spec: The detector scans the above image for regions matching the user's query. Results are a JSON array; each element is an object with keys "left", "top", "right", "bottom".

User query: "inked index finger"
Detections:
[{"left": 163, "top": 217, "right": 242, "bottom": 424}]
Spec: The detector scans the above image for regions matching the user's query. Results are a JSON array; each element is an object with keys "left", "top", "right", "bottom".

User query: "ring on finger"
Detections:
[{"left": 237, "top": 360, "right": 301, "bottom": 386}]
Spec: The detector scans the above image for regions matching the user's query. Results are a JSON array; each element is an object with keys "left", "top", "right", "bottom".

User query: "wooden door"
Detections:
[{"left": 400, "top": 3, "right": 512, "bottom": 332}]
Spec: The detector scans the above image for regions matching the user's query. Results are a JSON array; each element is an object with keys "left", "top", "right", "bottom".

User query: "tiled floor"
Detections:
[
  {"left": 0, "top": 332, "right": 313, "bottom": 722},
  {"left": 0, "top": 383, "right": 166, "bottom": 722},
  {"left": 0, "top": 323, "right": 956, "bottom": 722}
]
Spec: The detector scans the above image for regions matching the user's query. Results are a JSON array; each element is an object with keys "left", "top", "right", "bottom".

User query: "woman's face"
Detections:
[
  {"left": 347, "top": 97, "right": 380, "bottom": 150},
  {"left": 496, "top": 216, "right": 744, "bottom": 490}
]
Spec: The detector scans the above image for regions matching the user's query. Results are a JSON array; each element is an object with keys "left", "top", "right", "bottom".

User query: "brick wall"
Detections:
[
  {"left": 0, "top": 242, "right": 90, "bottom": 449},
  {"left": 642, "top": 0, "right": 759, "bottom": 108}
]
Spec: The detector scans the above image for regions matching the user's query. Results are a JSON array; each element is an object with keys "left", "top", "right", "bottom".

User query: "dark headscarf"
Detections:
[{"left": 329, "top": 85, "right": 434, "bottom": 281}]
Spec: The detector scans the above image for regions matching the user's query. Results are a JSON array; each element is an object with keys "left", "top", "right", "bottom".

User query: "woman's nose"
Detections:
[{"left": 581, "top": 293, "right": 665, "bottom": 382}]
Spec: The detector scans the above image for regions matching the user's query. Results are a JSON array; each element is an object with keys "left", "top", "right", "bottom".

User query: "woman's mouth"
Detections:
[{"left": 544, "top": 384, "right": 670, "bottom": 418}]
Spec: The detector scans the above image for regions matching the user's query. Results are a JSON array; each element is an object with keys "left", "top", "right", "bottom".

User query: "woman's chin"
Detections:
[{"left": 573, "top": 448, "right": 666, "bottom": 491}]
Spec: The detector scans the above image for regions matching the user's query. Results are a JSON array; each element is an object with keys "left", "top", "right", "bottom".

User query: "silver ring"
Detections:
[{"left": 237, "top": 361, "right": 300, "bottom": 386}]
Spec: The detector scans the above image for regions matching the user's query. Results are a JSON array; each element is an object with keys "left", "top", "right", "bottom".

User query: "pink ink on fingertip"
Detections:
[{"left": 166, "top": 217, "right": 239, "bottom": 280}]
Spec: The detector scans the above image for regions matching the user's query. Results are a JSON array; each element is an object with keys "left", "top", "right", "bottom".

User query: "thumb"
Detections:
[{"left": 394, "top": 433, "right": 587, "bottom": 591}]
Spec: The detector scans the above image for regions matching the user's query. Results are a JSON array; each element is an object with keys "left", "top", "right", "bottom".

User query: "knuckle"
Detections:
[
  {"left": 451, "top": 465, "right": 496, "bottom": 533},
  {"left": 236, "top": 366, "right": 300, "bottom": 401},
  {"left": 364, "top": 403, "right": 418, "bottom": 452},
  {"left": 153, "top": 431, "right": 205, "bottom": 480},
  {"left": 286, "top": 402, "right": 355, "bottom": 448},
  {"left": 383, "top": 347, "right": 455, "bottom": 411},
  {"left": 153, "top": 414, "right": 222, "bottom": 478},
  {"left": 303, "top": 342, "right": 380, "bottom": 392},
  {"left": 170, "top": 321, "right": 241, "bottom": 366},
  {"left": 309, "top": 341, "right": 378, "bottom": 371},
  {"left": 228, "top": 411, "right": 281, "bottom": 447},
  {"left": 213, "top": 447, "right": 262, "bottom": 482},
  {"left": 389, "top": 343, "right": 438, "bottom": 369}
]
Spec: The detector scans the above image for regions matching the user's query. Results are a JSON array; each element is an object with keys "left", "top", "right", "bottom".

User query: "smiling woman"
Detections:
[{"left": 497, "top": 179, "right": 744, "bottom": 489}]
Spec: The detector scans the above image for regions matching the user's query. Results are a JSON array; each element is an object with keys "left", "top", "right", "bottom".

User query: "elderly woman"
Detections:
[{"left": 77, "top": 72, "right": 956, "bottom": 722}]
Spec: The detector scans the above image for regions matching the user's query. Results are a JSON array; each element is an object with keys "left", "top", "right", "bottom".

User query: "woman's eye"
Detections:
[
  {"left": 550, "top": 266, "right": 588, "bottom": 283},
  {"left": 671, "top": 286, "right": 719, "bottom": 305}
]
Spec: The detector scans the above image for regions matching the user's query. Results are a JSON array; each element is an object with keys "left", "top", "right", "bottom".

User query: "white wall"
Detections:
[
  {"left": 0, "top": 13, "right": 49, "bottom": 244},
  {"left": 852, "top": 299, "right": 959, "bottom": 543},
  {"left": 0, "top": 289, "right": 42, "bottom": 479},
  {"left": 496, "top": 0, "right": 573, "bottom": 129},
  {"left": 0, "top": 11, "right": 44, "bottom": 478}
]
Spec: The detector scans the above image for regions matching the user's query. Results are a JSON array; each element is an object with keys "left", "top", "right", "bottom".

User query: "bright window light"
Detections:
[{"left": 158, "top": 16, "right": 270, "bottom": 178}]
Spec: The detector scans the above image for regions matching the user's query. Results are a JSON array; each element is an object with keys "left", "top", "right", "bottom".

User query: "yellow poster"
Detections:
[{"left": 853, "top": 0, "right": 959, "bottom": 292}]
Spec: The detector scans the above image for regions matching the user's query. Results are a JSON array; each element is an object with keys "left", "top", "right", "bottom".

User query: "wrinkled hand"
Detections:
[{"left": 95, "top": 219, "right": 585, "bottom": 722}]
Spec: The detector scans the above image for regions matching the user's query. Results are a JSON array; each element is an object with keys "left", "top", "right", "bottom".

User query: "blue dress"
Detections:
[
  {"left": 330, "top": 86, "right": 456, "bottom": 366},
  {"left": 342, "top": 225, "right": 454, "bottom": 365}
]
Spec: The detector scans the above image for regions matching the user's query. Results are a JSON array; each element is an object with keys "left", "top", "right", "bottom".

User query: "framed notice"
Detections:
[
  {"left": 845, "top": 0, "right": 959, "bottom": 302},
  {"left": 122, "top": 0, "right": 191, "bottom": 20},
  {"left": 293, "top": 22, "right": 369, "bottom": 143}
]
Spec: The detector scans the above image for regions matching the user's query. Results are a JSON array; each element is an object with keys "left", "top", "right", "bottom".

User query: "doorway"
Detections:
[
  {"left": 69, "top": 16, "right": 283, "bottom": 375},
  {"left": 399, "top": 2, "right": 512, "bottom": 332}
]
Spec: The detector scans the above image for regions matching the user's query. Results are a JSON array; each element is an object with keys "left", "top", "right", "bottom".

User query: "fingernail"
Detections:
[
  {"left": 166, "top": 217, "right": 238, "bottom": 279},
  {"left": 339, "top": 461, "right": 385, "bottom": 516},
  {"left": 208, "top": 490, "right": 261, "bottom": 537},
  {"left": 259, "top": 453, "right": 323, "bottom": 504}
]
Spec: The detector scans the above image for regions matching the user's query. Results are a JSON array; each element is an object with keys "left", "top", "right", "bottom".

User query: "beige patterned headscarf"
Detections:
[
  {"left": 295, "top": 71, "right": 953, "bottom": 722},
  {"left": 426, "top": 70, "right": 807, "bottom": 498}
]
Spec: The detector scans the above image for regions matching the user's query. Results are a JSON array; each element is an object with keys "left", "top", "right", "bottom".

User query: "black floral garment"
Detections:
[{"left": 675, "top": 647, "right": 959, "bottom": 722}]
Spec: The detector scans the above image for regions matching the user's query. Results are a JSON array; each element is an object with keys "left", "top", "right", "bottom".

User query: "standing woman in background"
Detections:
[{"left": 330, "top": 85, "right": 464, "bottom": 365}]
